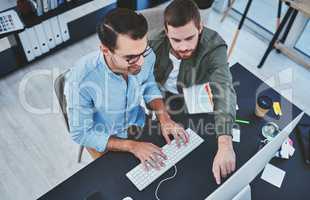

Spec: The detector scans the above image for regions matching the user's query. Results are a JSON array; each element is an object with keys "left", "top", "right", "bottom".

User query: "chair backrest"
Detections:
[
  {"left": 54, "top": 70, "right": 70, "bottom": 132},
  {"left": 138, "top": 2, "right": 169, "bottom": 34},
  {"left": 139, "top": 1, "right": 212, "bottom": 34}
]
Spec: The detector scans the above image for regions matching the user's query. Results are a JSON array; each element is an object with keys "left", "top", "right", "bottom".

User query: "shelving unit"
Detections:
[
  {"left": 117, "top": 0, "right": 169, "bottom": 10},
  {"left": 0, "top": 0, "right": 169, "bottom": 78},
  {"left": 0, "top": 0, "right": 117, "bottom": 77},
  {"left": 20, "top": 0, "right": 94, "bottom": 28}
]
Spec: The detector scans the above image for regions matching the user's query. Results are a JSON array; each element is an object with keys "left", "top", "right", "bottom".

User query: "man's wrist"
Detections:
[
  {"left": 107, "top": 137, "right": 135, "bottom": 153},
  {"left": 157, "top": 112, "right": 171, "bottom": 124},
  {"left": 148, "top": 98, "right": 169, "bottom": 123},
  {"left": 218, "top": 135, "right": 233, "bottom": 149},
  {"left": 125, "top": 140, "right": 136, "bottom": 153}
]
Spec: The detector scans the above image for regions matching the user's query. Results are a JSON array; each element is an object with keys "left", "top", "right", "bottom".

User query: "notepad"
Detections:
[
  {"left": 261, "top": 163, "right": 286, "bottom": 188},
  {"left": 232, "top": 129, "right": 241, "bottom": 143},
  {"left": 183, "top": 83, "right": 214, "bottom": 114}
]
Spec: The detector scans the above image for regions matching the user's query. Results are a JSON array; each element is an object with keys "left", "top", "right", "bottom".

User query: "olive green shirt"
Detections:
[{"left": 149, "top": 27, "right": 236, "bottom": 136}]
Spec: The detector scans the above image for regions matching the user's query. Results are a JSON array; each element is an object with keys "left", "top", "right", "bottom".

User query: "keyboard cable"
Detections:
[{"left": 155, "top": 165, "right": 178, "bottom": 200}]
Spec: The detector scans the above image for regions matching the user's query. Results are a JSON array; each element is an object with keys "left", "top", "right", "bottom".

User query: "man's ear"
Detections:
[
  {"left": 164, "top": 25, "right": 168, "bottom": 35},
  {"left": 100, "top": 44, "right": 110, "bottom": 56},
  {"left": 198, "top": 22, "right": 203, "bottom": 34}
]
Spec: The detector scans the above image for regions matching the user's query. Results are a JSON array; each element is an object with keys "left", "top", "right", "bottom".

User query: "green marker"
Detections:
[{"left": 235, "top": 119, "right": 250, "bottom": 124}]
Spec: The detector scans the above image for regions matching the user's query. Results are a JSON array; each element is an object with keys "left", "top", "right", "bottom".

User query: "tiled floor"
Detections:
[{"left": 0, "top": 5, "right": 309, "bottom": 200}]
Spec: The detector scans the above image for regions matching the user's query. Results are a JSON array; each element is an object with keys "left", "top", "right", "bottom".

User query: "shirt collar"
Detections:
[{"left": 98, "top": 51, "right": 123, "bottom": 79}]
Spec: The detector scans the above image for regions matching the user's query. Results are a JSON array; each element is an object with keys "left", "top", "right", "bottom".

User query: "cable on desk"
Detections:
[{"left": 155, "top": 165, "right": 178, "bottom": 200}]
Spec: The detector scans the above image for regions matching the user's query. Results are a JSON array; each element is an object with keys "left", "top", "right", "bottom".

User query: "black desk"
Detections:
[{"left": 38, "top": 63, "right": 309, "bottom": 200}]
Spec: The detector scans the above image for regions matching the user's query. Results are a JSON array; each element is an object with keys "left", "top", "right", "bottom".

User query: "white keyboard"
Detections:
[{"left": 126, "top": 128, "right": 204, "bottom": 191}]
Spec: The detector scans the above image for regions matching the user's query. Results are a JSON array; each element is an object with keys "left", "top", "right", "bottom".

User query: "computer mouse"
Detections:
[{"left": 122, "top": 197, "right": 133, "bottom": 200}]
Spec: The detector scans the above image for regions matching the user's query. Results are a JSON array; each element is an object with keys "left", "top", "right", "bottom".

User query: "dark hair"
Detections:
[
  {"left": 97, "top": 8, "right": 148, "bottom": 52},
  {"left": 164, "top": 0, "right": 201, "bottom": 29}
]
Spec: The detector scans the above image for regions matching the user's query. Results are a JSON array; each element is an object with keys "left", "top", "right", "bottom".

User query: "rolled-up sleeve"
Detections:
[
  {"left": 142, "top": 54, "right": 162, "bottom": 103},
  {"left": 65, "top": 80, "right": 110, "bottom": 152},
  {"left": 205, "top": 45, "right": 236, "bottom": 137}
]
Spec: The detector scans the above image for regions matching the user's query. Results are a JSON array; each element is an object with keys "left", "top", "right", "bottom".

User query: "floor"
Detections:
[{"left": 0, "top": 6, "right": 309, "bottom": 200}]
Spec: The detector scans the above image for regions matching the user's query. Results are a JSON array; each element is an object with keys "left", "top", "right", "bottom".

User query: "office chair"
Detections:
[
  {"left": 139, "top": 1, "right": 212, "bottom": 32},
  {"left": 138, "top": 1, "right": 168, "bottom": 33},
  {"left": 54, "top": 70, "right": 84, "bottom": 163}
]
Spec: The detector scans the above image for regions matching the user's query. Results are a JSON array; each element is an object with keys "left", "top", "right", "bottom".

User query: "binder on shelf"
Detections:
[
  {"left": 54, "top": 0, "right": 59, "bottom": 8},
  {"left": 50, "top": 0, "right": 58, "bottom": 9},
  {"left": 57, "top": 14, "right": 70, "bottom": 42},
  {"left": 54, "top": 0, "right": 59, "bottom": 9},
  {"left": 34, "top": 24, "right": 50, "bottom": 54},
  {"left": 27, "top": 0, "right": 40, "bottom": 16},
  {"left": 42, "top": 20, "right": 56, "bottom": 49},
  {"left": 18, "top": 30, "right": 35, "bottom": 61},
  {"left": 49, "top": 0, "right": 54, "bottom": 10},
  {"left": 42, "top": 0, "right": 49, "bottom": 13},
  {"left": 49, "top": 17, "right": 63, "bottom": 45},
  {"left": 36, "top": 0, "right": 44, "bottom": 16},
  {"left": 26, "top": 28, "right": 42, "bottom": 58},
  {"left": 58, "top": 0, "right": 65, "bottom": 6}
]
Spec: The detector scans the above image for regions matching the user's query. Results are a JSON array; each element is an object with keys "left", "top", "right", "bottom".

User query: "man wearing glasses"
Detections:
[{"left": 64, "top": 8, "right": 188, "bottom": 170}]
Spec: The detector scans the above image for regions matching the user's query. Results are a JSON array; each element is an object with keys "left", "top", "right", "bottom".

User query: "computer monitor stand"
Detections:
[{"left": 232, "top": 185, "right": 251, "bottom": 200}]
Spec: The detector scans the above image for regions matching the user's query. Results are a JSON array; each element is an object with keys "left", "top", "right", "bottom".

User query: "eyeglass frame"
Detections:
[{"left": 111, "top": 45, "right": 152, "bottom": 65}]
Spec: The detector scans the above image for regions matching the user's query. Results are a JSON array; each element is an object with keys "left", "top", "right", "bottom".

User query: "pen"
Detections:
[{"left": 235, "top": 119, "right": 250, "bottom": 124}]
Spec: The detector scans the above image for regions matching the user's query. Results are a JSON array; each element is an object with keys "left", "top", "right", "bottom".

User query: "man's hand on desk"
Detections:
[
  {"left": 159, "top": 117, "right": 189, "bottom": 147},
  {"left": 212, "top": 135, "right": 236, "bottom": 185},
  {"left": 128, "top": 141, "right": 167, "bottom": 171},
  {"left": 148, "top": 98, "right": 189, "bottom": 147}
]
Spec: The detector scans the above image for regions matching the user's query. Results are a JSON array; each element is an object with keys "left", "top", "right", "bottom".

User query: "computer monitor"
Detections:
[{"left": 205, "top": 112, "right": 304, "bottom": 200}]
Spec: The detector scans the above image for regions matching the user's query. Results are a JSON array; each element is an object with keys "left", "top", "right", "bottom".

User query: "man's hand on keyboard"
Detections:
[
  {"left": 160, "top": 118, "right": 189, "bottom": 147},
  {"left": 129, "top": 141, "right": 167, "bottom": 171},
  {"left": 126, "top": 129, "right": 204, "bottom": 191},
  {"left": 212, "top": 135, "right": 236, "bottom": 185}
]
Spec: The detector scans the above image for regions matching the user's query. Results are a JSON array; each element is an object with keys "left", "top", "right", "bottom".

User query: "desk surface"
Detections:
[{"left": 38, "top": 63, "right": 309, "bottom": 200}]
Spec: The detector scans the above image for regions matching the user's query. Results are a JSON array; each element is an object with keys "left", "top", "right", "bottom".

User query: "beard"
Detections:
[
  {"left": 128, "top": 64, "right": 142, "bottom": 75},
  {"left": 171, "top": 48, "right": 195, "bottom": 60},
  {"left": 108, "top": 55, "right": 141, "bottom": 75}
]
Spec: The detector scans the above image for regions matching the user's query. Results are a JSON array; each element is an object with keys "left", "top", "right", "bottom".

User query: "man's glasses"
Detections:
[{"left": 113, "top": 46, "right": 152, "bottom": 65}]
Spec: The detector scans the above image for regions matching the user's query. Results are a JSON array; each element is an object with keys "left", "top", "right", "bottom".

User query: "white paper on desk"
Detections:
[
  {"left": 261, "top": 163, "right": 286, "bottom": 188},
  {"left": 232, "top": 128, "right": 240, "bottom": 143},
  {"left": 183, "top": 83, "right": 214, "bottom": 114}
]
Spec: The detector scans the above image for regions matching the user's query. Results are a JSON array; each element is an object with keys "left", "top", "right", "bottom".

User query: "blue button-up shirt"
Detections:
[{"left": 64, "top": 50, "right": 162, "bottom": 152}]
